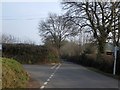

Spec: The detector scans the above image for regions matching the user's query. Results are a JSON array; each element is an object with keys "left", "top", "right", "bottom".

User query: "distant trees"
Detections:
[
  {"left": 39, "top": 13, "right": 79, "bottom": 56},
  {"left": 62, "top": 2, "right": 120, "bottom": 53},
  {"left": 2, "top": 34, "right": 35, "bottom": 45},
  {"left": 2, "top": 34, "right": 17, "bottom": 44},
  {"left": 60, "top": 41, "right": 81, "bottom": 57}
]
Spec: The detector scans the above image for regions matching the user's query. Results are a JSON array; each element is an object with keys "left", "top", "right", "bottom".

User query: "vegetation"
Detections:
[
  {"left": 2, "top": 58, "right": 29, "bottom": 88},
  {"left": 2, "top": 34, "right": 35, "bottom": 44},
  {"left": 2, "top": 2, "right": 119, "bottom": 84},
  {"left": 60, "top": 41, "right": 81, "bottom": 58},
  {"left": 60, "top": 38, "right": 119, "bottom": 75},
  {"left": 39, "top": 13, "right": 79, "bottom": 57},
  {"left": 2, "top": 43, "right": 59, "bottom": 64},
  {"left": 60, "top": 1, "right": 120, "bottom": 75},
  {"left": 62, "top": 43, "right": 120, "bottom": 75},
  {"left": 1, "top": 1, "right": 120, "bottom": 89},
  {"left": 62, "top": 2, "right": 120, "bottom": 53}
]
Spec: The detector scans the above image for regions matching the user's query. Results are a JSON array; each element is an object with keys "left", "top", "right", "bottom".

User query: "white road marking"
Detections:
[
  {"left": 47, "top": 79, "right": 50, "bottom": 82},
  {"left": 52, "top": 73, "right": 54, "bottom": 74},
  {"left": 56, "top": 63, "right": 61, "bottom": 70},
  {"left": 40, "top": 63, "right": 62, "bottom": 89},
  {"left": 51, "top": 64, "right": 57, "bottom": 69},
  {"left": 51, "top": 74, "right": 54, "bottom": 77},
  {"left": 49, "top": 76, "right": 52, "bottom": 79},
  {"left": 44, "top": 82, "right": 48, "bottom": 85},
  {"left": 40, "top": 86, "right": 45, "bottom": 89}
]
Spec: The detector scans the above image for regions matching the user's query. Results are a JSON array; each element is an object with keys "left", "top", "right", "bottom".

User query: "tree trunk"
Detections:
[
  {"left": 57, "top": 47, "right": 61, "bottom": 60},
  {"left": 98, "top": 37, "right": 106, "bottom": 54},
  {"left": 96, "top": 38, "right": 106, "bottom": 62}
]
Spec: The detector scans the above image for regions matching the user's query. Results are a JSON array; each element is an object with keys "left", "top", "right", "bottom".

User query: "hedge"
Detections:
[{"left": 2, "top": 43, "right": 59, "bottom": 64}]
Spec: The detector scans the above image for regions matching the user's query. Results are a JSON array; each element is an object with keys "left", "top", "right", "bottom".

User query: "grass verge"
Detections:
[{"left": 2, "top": 58, "right": 29, "bottom": 88}]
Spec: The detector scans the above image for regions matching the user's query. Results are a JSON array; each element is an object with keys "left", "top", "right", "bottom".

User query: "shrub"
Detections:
[
  {"left": 65, "top": 53, "right": 119, "bottom": 74},
  {"left": 2, "top": 43, "right": 59, "bottom": 64},
  {"left": 47, "top": 47, "right": 59, "bottom": 63}
]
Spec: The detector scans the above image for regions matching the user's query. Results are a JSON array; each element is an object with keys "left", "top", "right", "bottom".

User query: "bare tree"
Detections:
[
  {"left": 62, "top": 2, "right": 120, "bottom": 53},
  {"left": 111, "top": 4, "right": 120, "bottom": 47},
  {"left": 2, "top": 34, "right": 17, "bottom": 44},
  {"left": 23, "top": 39, "right": 35, "bottom": 45},
  {"left": 39, "top": 13, "right": 79, "bottom": 56}
]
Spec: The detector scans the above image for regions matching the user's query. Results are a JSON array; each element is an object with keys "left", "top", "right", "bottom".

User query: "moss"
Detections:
[{"left": 1, "top": 58, "right": 29, "bottom": 88}]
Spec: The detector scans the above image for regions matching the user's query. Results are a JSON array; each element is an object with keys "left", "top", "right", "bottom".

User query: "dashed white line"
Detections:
[
  {"left": 51, "top": 64, "right": 57, "bottom": 69},
  {"left": 51, "top": 74, "right": 54, "bottom": 77},
  {"left": 40, "top": 63, "right": 61, "bottom": 89},
  {"left": 47, "top": 79, "right": 50, "bottom": 82},
  {"left": 44, "top": 82, "right": 48, "bottom": 85},
  {"left": 49, "top": 76, "right": 52, "bottom": 79},
  {"left": 56, "top": 63, "right": 61, "bottom": 70},
  {"left": 40, "top": 86, "right": 45, "bottom": 89},
  {"left": 52, "top": 73, "right": 54, "bottom": 75}
]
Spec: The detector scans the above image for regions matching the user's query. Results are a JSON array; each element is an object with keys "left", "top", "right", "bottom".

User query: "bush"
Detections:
[
  {"left": 65, "top": 53, "right": 119, "bottom": 74},
  {"left": 2, "top": 43, "right": 59, "bottom": 64},
  {"left": 2, "top": 58, "right": 29, "bottom": 88},
  {"left": 47, "top": 47, "right": 59, "bottom": 63}
]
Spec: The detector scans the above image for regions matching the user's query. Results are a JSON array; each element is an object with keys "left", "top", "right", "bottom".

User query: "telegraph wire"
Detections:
[{"left": 0, "top": 17, "right": 47, "bottom": 20}]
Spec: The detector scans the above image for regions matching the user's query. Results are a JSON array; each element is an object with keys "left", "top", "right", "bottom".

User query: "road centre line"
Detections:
[
  {"left": 51, "top": 64, "right": 58, "bottom": 69},
  {"left": 40, "top": 86, "right": 45, "bottom": 89},
  {"left": 49, "top": 76, "right": 52, "bottom": 79},
  {"left": 51, "top": 74, "right": 54, "bottom": 77},
  {"left": 44, "top": 82, "right": 48, "bottom": 85},
  {"left": 47, "top": 79, "right": 50, "bottom": 82},
  {"left": 56, "top": 63, "right": 61, "bottom": 70},
  {"left": 40, "top": 63, "right": 61, "bottom": 89}
]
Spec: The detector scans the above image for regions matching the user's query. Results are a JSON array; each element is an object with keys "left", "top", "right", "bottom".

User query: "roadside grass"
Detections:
[
  {"left": 86, "top": 66, "right": 120, "bottom": 80},
  {"left": 2, "top": 58, "right": 29, "bottom": 88}
]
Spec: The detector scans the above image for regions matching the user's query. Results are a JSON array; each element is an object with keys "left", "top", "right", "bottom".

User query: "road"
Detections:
[{"left": 23, "top": 61, "right": 119, "bottom": 89}]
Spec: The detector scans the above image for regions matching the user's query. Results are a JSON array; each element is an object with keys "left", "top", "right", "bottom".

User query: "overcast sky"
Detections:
[{"left": 2, "top": 1, "right": 63, "bottom": 45}]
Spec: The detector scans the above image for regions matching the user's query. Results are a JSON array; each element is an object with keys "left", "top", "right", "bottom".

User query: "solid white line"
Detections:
[{"left": 40, "top": 86, "right": 45, "bottom": 89}]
